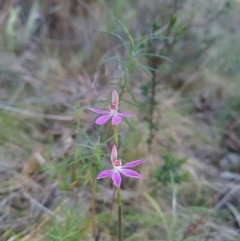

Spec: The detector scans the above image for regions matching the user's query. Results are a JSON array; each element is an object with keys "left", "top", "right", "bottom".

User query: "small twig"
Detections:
[
  {"left": 214, "top": 183, "right": 240, "bottom": 210},
  {"left": 33, "top": 198, "right": 69, "bottom": 234},
  {"left": 0, "top": 189, "right": 24, "bottom": 207},
  {"left": 179, "top": 214, "right": 206, "bottom": 241},
  {"left": 226, "top": 203, "right": 240, "bottom": 228},
  {"left": 179, "top": 192, "right": 216, "bottom": 241},
  {"left": 0, "top": 104, "right": 75, "bottom": 121},
  {"left": 190, "top": 10, "right": 224, "bottom": 28},
  {"left": 220, "top": 172, "right": 240, "bottom": 181},
  {"left": 23, "top": 192, "right": 64, "bottom": 222}
]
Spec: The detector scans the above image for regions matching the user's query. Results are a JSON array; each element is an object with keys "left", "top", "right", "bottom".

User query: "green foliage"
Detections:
[
  {"left": 215, "top": 96, "right": 240, "bottom": 136},
  {"left": 45, "top": 211, "right": 89, "bottom": 241},
  {"left": 99, "top": 21, "right": 170, "bottom": 82},
  {"left": 5, "top": 7, "right": 20, "bottom": 51},
  {"left": 169, "top": 15, "right": 177, "bottom": 29},
  {"left": 155, "top": 153, "right": 189, "bottom": 185}
]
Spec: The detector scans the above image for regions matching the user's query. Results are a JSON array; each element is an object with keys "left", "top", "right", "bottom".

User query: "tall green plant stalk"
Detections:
[
  {"left": 117, "top": 188, "right": 122, "bottom": 241},
  {"left": 96, "top": 23, "right": 135, "bottom": 241},
  {"left": 108, "top": 22, "right": 134, "bottom": 219},
  {"left": 113, "top": 27, "right": 135, "bottom": 239},
  {"left": 112, "top": 124, "right": 119, "bottom": 231},
  {"left": 113, "top": 114, "right": 122, "bottom": 241},
  {"left": 91, "top": 168, "right": 96, "bottom": 236}
]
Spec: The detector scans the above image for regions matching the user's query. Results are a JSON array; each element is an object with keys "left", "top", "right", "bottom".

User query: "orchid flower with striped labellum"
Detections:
[
  {"left": 97, "top": 145, "right": 145, "bottom": 187},
  {"left": 88, "top": 90, "right": 133, "bottom": 125}
]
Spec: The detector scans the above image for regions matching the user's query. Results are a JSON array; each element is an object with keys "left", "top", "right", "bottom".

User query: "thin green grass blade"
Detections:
[
  {"left": 136, "top": 53, "right": 172, "bottom": 63},
  {"left": 133, "top": 48, "right": 145, "bottom": 57},
  {"left": 126, "top": 87, "right": 138, "bottom": 103},
  {"left": 134, "top": 35, "right": 170, "bottom": 50},
  {"left": 99, "top": 30, "right": 130, "bottom": 53},
  {"left": 124, "top": 117, "right": 137, "bottom": 132},
  {"left": 121, "top": 99, "right": 145, "bottom": 110},
  {"left": 99, "top": 56, "right": 127, "bottom": 67},
  {"left": 143, "top": 192, "right": 169, "bottom": 236},
  {"left": 82, "top": 131, "right": 94, "bottom": 146},
  {"left": 134, "top": 64, "right": 153, "bottom": 77}
]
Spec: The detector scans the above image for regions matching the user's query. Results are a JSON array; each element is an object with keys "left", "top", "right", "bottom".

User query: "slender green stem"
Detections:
[
  {"left": 110, "top": 186, "right": 117, "bottom": 214},
  {"left": 91, "top": 175, "right": 96, "bottom": 236},
  {"left": 71, "top": 105, "right": 81, "bottom": 187},
  {"left": 119, "top": 30, "right": 134, "bottom": 101},
  {"left": 113, "top": 122, "right": 121, "bottom": 240},
  {"left": 117, "top": 188, "right": 122, "bottom": 241},
  {"left": 113, "top": 125, "right": 118, "bottom": 147},
  {"left": 103, "top": 24, "right": 134, "bottom": 241},
  {"left": 169, "top": 170, "right": 177, "bottom": 236},
  {"left": 118, "top": 205, "right": 122, "bottom": 241},
  {"left": 148, "top": 69, "right": 156, "bottom": 152},
  {"left": 119, "top": 53, "right": 133, "bottom": 101},
  {"left": 117, "top": 188, "right": 122, "bottom": 205}
]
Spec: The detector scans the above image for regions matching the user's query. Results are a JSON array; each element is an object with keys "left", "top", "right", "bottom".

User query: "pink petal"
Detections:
[
  {"left": 119, "top": 169, "right": 141, "bottom": 178},
  {"left": 118, "top": 112, "right": 133, "bottom": 117},
  {"left": 95, "top": 114, "right": 112, "bottom": 125},
  {"left": 112, "top": 90, "right": 119, "bottom": 106},
  {"left": 97, "top": 169, "right": 113, "bottom": 179},
  {"left": 111, "top": 114, "right": 122, "bottom": 125},
  {"left": 88, "top": 108, "right": 110, "bottom": 114},
  {"left": 112, "top": 171, "right": 121, "bottom": 187},
  {"left": 122, "top": 159, "right": 145, "bottom": 168},
  {"left": 111, "top": 145, "right": 118, "bottom": 163}
]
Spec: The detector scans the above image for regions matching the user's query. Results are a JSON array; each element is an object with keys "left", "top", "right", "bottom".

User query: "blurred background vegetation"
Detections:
[{"left": 1, "top": 0, "right": 240, "bottom": 240}]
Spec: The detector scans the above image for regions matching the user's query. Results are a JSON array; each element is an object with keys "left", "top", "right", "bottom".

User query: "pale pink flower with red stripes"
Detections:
[
  {"left": 97, "top": 145, "right": 145, "bottom": 187},
  {"left": 88, "top": 90, "right": 133, "bottom": 125}
]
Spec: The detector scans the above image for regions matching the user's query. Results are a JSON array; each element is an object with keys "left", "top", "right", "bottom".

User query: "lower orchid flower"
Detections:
[
  {"left": 97, "top": 145, "right": 145, "bottom": 187},
  {"left": 88, "top": 89, "right": 133, "bottom": 125}
]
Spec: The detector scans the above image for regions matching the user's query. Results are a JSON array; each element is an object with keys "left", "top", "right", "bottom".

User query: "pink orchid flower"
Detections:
[
  {"left": 88, "top": 89, "right": 133, "bottom": 125},
  {"left": 97, "top": 145, "right": 145, "bottom": 187}
]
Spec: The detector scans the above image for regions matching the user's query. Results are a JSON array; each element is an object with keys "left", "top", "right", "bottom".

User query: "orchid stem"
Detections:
[
  {"left": 117, "top": 188, "right": 122, "bottom": 241},
  {"left": 118, "top": 206, "right": 122, "bottom": 241},
  {"left": 91, "top": 173, "right": 96, "bottom": 236},
  {"left": 113, "top": 125, "right": 118, "bottom": 147}
]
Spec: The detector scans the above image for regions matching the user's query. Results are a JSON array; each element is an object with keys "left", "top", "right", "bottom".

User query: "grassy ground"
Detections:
[{"left": 1, "top": 0, "right": 240, "bottom": 240}]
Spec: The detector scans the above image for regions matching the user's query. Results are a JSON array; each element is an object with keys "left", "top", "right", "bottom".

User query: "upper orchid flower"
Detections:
[
  {"left": 88, "top": 90, "right": 133, "bottom": 125},
  {"left": 97, "top": 145, "right": 145, "bottom": 187}
]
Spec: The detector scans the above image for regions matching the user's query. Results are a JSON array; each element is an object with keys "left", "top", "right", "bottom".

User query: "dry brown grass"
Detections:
[{"left": 0, "top": 0, "right": 240, "bottom": 240}]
